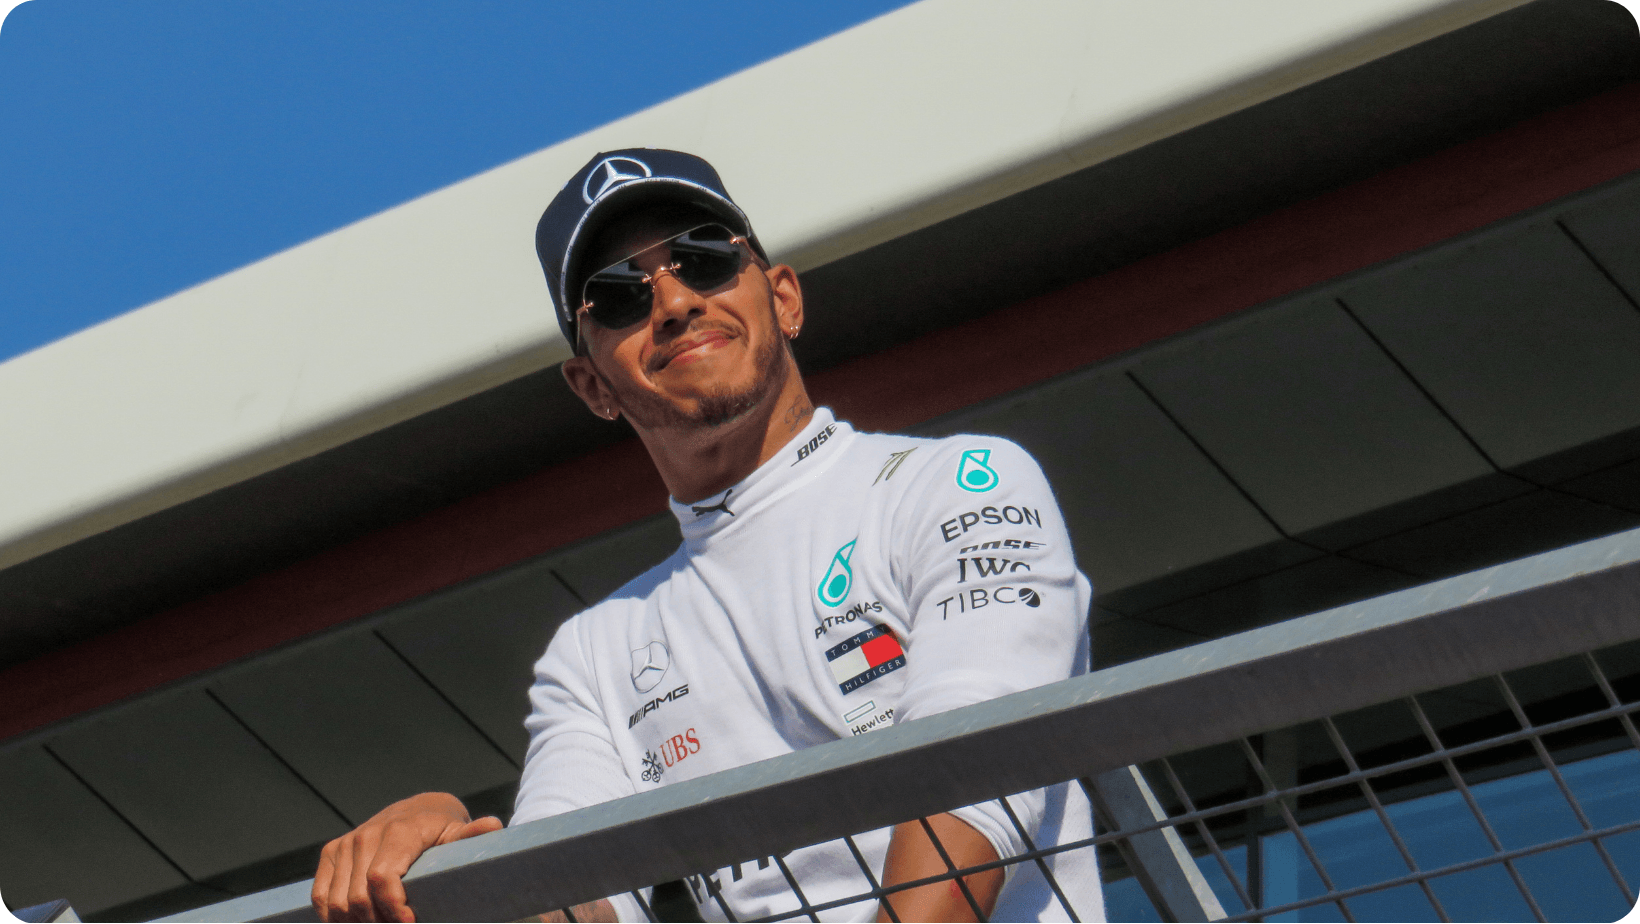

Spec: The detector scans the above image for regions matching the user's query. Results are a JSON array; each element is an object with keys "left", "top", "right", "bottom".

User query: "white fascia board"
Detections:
[{"left": 0, "top": 0, "right": 1530, "bottom": 571}]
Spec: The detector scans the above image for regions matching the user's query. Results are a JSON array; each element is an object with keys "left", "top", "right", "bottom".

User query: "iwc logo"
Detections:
[
  {"left": 817, "top": 538, "right": 857, "bottom": 608},
  {"left": 956, "top": 448, "right": 1000, "bottom": 493},
  {"left": 630, "top": 640, "right": 671, "bottom": 693},
  {"left": 582, "top": 156, "right": 652, "bottom": 204}
]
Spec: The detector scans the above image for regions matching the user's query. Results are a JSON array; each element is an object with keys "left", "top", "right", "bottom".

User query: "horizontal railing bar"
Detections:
[{"left": 157, "top": 525, "right": 1640, "bottom": 923}]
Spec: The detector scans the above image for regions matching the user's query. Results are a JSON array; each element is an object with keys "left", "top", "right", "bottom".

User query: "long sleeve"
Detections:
[
  {"left": 512, "top": 614, "right": 636, "bottom": 826},
  {"left": 890, "top": 437, "right": 1093, "bottom": 862}
]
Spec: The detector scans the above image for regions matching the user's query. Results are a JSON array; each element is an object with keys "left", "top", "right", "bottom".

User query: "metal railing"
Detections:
[{"left": 157, "top": 525, "right": 1640, "bottom": 923}]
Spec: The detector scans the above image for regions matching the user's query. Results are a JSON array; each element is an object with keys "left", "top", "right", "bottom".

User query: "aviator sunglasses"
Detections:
[{"left": 577, "top": 223, "right": 755, "bottom": 342}]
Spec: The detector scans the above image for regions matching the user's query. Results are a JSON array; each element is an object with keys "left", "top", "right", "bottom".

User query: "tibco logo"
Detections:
[
  {"left": 792, "top": 424, "right": 837, "bottom": 465},
  {"left": 936, "top": 585, "right": 1042, "bottom": 618},
  {"left": 628, "top": 684, "right": 689, "bottom": 729},
  {"left": 659, "top": 728, "right": 702, "bottom": 767}
]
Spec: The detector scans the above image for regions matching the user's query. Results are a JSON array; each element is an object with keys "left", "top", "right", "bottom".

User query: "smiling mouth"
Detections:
[{"left": 652, "top": 329, "right": 733, "bottom": 372}]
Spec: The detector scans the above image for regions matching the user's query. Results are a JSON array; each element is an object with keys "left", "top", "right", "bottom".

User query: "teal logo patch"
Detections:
[
  {"left": 817, "top": 539, "right": 857, "bottom": 607},
  {"left": 956, "top": 449, "right": 999, "bottom": 493}
]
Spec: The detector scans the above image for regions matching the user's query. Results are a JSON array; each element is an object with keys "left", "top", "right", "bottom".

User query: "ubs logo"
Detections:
[
  {"left": 582, "top": 156, "right": 652, "bottom": 203},
  {"left": 640, "top": 749, "right": 664, "bottom": 783},
  {"left": 630, "top": 641, "right": 671, "bottom": 693},
  {"left": 659, "top": 728, "right": 701, "bottom": 767}
]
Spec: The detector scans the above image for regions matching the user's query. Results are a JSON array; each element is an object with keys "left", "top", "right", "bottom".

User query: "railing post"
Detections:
[{"left": 1089, "top": 765, "right": 1226, "bottom": 923}]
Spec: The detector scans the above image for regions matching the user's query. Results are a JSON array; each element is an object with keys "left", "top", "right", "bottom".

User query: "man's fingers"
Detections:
[
  {"left": 455, "top": 816, "right": 504, "bottom": 841},
  {"left": 368, "top": 820, "right": 432, "bottom": 923},
  {"left": 313, "top": 842, "right": 338, "bottom": 922},
  {"left": 348, "top": 826, "right": 385, "bottom": 922},
  {"left": 328, "top": 834, "right": 359, "bottom": 922}
]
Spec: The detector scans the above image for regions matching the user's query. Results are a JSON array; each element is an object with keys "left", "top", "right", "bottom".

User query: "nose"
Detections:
[{"left": 649, "top": 266, "right": 705, "bottom": 333}]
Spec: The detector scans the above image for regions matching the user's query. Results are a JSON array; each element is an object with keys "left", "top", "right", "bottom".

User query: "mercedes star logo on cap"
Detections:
[{"left": 583, "top": 156, "right": 653, "bottom": 204}]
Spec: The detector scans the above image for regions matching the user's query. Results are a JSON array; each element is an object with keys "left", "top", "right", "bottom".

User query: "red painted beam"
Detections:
[{"left": 4, "top": 83, "right": 1639, "bottom": 743}]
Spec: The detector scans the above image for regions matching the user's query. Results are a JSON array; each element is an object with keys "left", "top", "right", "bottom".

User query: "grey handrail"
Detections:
[{"left": 157, "top": 525, "right": 1640, "bottom": 923}]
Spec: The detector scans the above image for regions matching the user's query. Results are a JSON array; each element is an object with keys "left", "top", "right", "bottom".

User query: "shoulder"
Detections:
[
  {"left": 543, "top": 544, "right": 688, "bottom": 661},
  {"left": 856, "top": 429, "right": 1047, "bottom": 497}
]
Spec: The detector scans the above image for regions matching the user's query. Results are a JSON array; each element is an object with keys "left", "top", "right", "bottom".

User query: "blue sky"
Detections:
[{"left": 0, "top": 0, "right": 910, "bottom": 364}]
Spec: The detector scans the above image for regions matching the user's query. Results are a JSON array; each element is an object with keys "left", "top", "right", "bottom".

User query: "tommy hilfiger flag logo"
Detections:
[{"left": 825, "top": 625, "right": 906, "bottom": 694}]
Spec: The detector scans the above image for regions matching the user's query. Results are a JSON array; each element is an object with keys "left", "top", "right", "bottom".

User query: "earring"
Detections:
[{"left": 786, "top": 326, "right": 800, "bottom": 340}]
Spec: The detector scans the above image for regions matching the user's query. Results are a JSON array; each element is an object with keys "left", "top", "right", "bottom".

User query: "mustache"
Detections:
[{"left": 647, "top": 321, "right": 741, "bottom": 373}]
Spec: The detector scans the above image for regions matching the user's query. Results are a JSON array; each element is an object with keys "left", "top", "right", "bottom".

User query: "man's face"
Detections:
[{"left": 566, "top": 211, "right": 799, "bottom": 431}]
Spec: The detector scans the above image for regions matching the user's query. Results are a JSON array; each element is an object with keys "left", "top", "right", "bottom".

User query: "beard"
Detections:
[{"left": 598, "top": 311, "right": 788, "bottom": 431}]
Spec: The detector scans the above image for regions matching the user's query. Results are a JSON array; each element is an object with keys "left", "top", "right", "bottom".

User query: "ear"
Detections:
[
  {"left": 561, "top": 354, "right": 620, "bottom": 420},
  {"left": 765, "top": 264, "right": 804, "bottom": 337}
]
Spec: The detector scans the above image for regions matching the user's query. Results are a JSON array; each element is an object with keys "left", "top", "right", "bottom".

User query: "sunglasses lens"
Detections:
[
  {"left": 671, "top": 243, "right": 743, "bottom": 292},
  {"left": 582, "top": 273, "right": 654, "bottom": 329},
  {"left": 579, "top": 224, "right": 746, "bottom": 332}
]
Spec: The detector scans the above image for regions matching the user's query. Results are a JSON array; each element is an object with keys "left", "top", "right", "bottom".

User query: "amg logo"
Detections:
[
  {"left": 628, "top": 684, "right": 689, "bottom": 728},
  {"left": 792, "top": 424, "right": 837, "bottom": 465},
  {"left": 939, "top": 505, "right": 1042, "bottom": 542},
  {"left": 957, "top": 557, "right": 1032, "bottom": 582}
]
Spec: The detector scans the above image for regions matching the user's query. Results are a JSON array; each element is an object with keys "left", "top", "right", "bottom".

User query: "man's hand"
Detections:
[
  {"left": 877, "top": 813, "right": 1004, "bottom": 922},
  {"left": 311, "top": 791, "right": 503, "bottom": 922}
]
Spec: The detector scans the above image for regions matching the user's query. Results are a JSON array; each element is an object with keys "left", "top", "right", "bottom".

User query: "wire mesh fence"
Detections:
[{"left": 597, "top": 641, "right": 1640, "bottom": 923}]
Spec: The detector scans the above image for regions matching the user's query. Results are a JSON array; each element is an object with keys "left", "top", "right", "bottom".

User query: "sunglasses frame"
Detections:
[{"left": 574, "top": 223, "right": 757, "bottom": 354}]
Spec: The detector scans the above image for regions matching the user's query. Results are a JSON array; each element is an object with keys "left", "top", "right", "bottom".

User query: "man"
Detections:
[{"left": 311, "top": 149, "right": 1101, "bottom": 922}]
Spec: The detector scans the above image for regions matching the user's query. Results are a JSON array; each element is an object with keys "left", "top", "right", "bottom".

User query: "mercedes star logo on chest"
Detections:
[{"left": 630, "top": 640, "right": 671, "bottom": 693}]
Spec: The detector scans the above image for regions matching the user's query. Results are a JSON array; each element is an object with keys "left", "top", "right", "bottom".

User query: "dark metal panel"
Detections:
[
  {"left": 209, "top": 631, "right": 517, "bottom": 825},
  {"left": 914, "top": 369, "right": 1317, "bottom": 614},
  {"left": 1133, "top": 296, "right": 1525, "bottom": 549},
  {"left": 1136, "top": 555, "right": 1417, "bottom": 639},
  {"left": 0, "top": 745, "right": 198, "bottom": 918},
  {"left": 1557, "top": 456, "right": 1640, "bottom": 512},
  {"left": 45, "top": 689, "right": 348, "bottom": 885},
  {"left": 549, "top": 514, "right": 682, "bottom": 606},
  {"left": 1344, "top": 489, "right": 1640, "bottom": 580},
  {"left": 1091, "top": 614, "right": 1209, "bottom": 670},
  {"left": 1561, "top": 176, "right": 1640, "bottom": 304},
  {"left": 1342, "top": 221, "right": 1640, "bottom": 482},
  {"left": 376, "top": 559, "right": 586, "bottom": 765}
]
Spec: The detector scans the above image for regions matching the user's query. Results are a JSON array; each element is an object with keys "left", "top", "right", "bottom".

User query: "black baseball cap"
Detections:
[{"left": 535, "top": 148, "right": 769, "bottom": 348}]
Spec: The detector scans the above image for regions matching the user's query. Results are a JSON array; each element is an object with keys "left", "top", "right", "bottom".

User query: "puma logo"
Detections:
[{"left": 692, "top": 488, "right": 735, "bottom": 518}]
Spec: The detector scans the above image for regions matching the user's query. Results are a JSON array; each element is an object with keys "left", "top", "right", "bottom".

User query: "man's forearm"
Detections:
[{"left": 876, "top": 813, "right": 1004, "bottom": 922}]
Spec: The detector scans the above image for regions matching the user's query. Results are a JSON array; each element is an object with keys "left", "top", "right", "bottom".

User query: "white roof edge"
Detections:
[{"left": 0, "top": 0, "right": 1532, "bottom": 571}]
